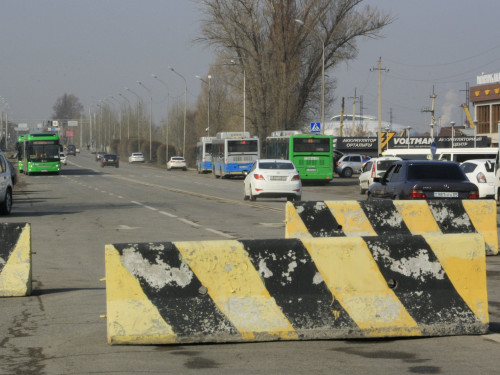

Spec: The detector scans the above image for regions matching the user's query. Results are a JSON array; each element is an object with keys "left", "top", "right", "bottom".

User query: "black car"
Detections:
[
  {"left": 367, "top": 160, "right": 479, "bottom": 200},
  {"left": 66, "top": 144, "right": 76, "bottom": 156},
  {"left": 101, "top": 154, "right": 119, "bottom": 168}
]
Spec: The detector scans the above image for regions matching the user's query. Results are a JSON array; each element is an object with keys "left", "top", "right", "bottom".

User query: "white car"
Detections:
[
  {"left": 128, "top": 152, "right": 145, "bottom": 163},
  {"left": 460, "top": 159, "right": 495, "bottom": 198},
  {"left": 0, "top": 150, "right": 13, "bottom": 214},
  {"left": 167, "top": 156, "right": 187, "bottom": 171},
  {"left": 359, "top": 156, "right": 401, "bottom": 194},
  {"left": 59, "top": 152, "right": 67, "bottom": 165},
  {"left": 243, "top": 159, "right": 301, "bottom": 201}
]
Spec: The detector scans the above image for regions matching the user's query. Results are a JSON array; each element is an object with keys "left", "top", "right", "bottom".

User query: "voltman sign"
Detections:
[{"left": 334, "top": 136, "right": 490, "bottom": 155}]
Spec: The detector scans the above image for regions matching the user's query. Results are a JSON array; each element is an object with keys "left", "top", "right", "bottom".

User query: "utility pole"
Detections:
[
  {"left": 460, "top": 82, "right": 470, "bottom": 126},
  {"left": 339, "top": 97, "right": 345, "bottom": 136},
  {"left": 371, "top": 57, "right": 389, "bottom": 155},
  {"left": 422, "top": 88, "right": 437, "bottom": 138},
  {"left": 348, "top": 88, "right": 359, "bottom": 136}
]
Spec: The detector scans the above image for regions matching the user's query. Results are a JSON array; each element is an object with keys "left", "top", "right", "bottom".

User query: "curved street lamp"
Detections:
[
  {"left": 168, "top": 66, "right": 187, "bottom": 158},
  {"left": 152, "top": 74, "right": 170, "bottom": 163},
  {"left": 125, "top": 87, "right": 142, "bottom": 152},
  {"left": 195, "top": 74, "right": 212, "bottom": 136},
  {"left": 137, "top": 81, "right": 153, "bottom": 161}
]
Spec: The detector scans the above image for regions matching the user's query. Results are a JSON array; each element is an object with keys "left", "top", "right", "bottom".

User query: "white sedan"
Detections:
[
  {"left": 167, "top": 156, "right": 187, "bottom": 171},
  {"left": 460, "top": 159, "right": 495, "bottom": 198},
  {"left": 244, "top": 159, "right": 302, "bottom": 201},
  {"left": 128, "top": 152, "right": 145, "bottom": 163},
  {"left": 59, "top": 152, "right": 67, "bottom": 165}
]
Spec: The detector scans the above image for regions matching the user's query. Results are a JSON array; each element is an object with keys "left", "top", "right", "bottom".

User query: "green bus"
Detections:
[
  {"left": 264, "top": 131, "right": 334, "bottom": 182},
  {"left": 22, "top": 133, "right": 61, "bottom": 175},
  {"left": 16, "top": 135, "right": 25, "bottom": 172}
]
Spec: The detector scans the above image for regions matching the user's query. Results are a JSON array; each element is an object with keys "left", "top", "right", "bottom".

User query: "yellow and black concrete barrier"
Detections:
[
  {"left": 105, "top": 233, "right": 488, "bottom": 345},
  {"left": 0, "top": 223, "right": 32, "bottom": 297},
  {"left": 285, "top": 200, "right": 498, "bottom": 256}
]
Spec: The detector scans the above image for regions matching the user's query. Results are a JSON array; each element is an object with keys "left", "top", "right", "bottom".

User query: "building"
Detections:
[{"left": 470, "top": 72, "right": 500, "bottom": 146}]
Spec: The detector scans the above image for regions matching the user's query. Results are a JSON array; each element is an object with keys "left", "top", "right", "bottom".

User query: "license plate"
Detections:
[
  {"left": 304, "top": 157, "right": 319, "bottom": 160},
  {"left": 41, "top": 170, "right": 48, "bottom": 172},
  {"left": 434, "top": 191, "right": 458, "bottom": 198},
  {"left": 306, "top": 168, "right": 316, "bottom": 172},
  {"left": 270, "top": 176, "right": 287, "bottom": 181}
]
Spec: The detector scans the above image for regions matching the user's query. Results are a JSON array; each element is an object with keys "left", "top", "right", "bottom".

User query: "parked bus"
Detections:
[
  {"left": 22, "top": 132, "right": 61, "bottom": 175},
  {"left": 211, "top": 132, "right": 260, "bottom": 178},
  {"left": 16, "top": 135, "right": 25, "bottom": 172},
  {"left": 196, "top": 136, "right": 216, "bottom": 173},
  {"left": 383, "top": 147, "right": 497, "bottom": 162},
  {"left": 264, "top": 131, "right": 334, "bottom": 182}
]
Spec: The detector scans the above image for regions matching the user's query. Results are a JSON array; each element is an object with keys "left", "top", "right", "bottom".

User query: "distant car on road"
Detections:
[
  {"left": 460, "top": 159, "right": 495, "bottom": 199},
  {"left": 335, "top": 154, "right": 367, "bottom": 178},
  {"left": 367, "top": 160, "right": 479, "bottom": 200},
  {"left": 243, "top": 159, "right": 302, "bottom": 202},
  {"left": 101, "top": 154, "right": 119, "bottom": 168},
  {"left": 96, "top": 151, "right": 106, "bottom": 162},
  {"left": 359, "top": 156, "right": 401, "bottom": 194},
  {"left": 66, "top": 144, "right": 76, "bottom": 156},
  {"left": 59, "top": 152, "right": 67, "bottom": 165},
  {"left": 167, "top": 156, "right": 187, "bottom": 171},
  {"left": 0, "top": 149, "right": 13, "bottom": 214},
  {"left": 128, "top": 152, "right": 145, "bottom": 163}
]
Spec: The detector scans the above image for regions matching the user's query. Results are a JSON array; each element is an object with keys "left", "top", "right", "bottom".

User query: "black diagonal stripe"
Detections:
[
  {"left": 0, "top": 224, "right": 24, "bottom": 273},
  {"left": 363, "top": 235, "right": 484, "bottom": 335},
  {"left": 427, "top": 200, "right": 476, "bottom": 234},
  {"left": 294, "top": 201, "right": 345, "bottom": 237},
  {"left": 359, "top": 200, "right": 412, "bottom": 235},
  {"left": 241, "top": 238, "right": 361, "bottom": 338},
  {"left": 113, "top": 243, "right": 239, "bottom": 340}
]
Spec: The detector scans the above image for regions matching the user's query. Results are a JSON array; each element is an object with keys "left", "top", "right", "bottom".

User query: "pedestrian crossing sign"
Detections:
[{"left": 310, "top": 122, "right": 321, "bottom": 133}]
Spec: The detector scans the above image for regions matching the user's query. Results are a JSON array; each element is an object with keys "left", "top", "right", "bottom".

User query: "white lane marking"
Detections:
[
  {"left": 205, "top": 228, "right": 235, "bottom": 239},
  {"left": 485, "top": 334, "right": 500, "bottom": 344},
  {"left": 117, "top": 225, "right": 141, "bottom": 230},
  {"left": 178, "top": 218, "right": 201, "bottom": 228},
  {"left": 159, "top": 211, "right": 177, "bottom": 218},
  {"left": 131, "top": 201, "right": 143, "bottom": 206},
  {"left": 117, "top": 196, "right": 123, "bottom": 199},
  {"left": 144, "top": 205, "right": 158, "bottom": 211}
]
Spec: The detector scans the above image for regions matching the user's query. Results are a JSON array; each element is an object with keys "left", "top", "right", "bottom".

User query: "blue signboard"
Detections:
[{"left": 310, "top": 122, "right": 321, "bottom": 133}]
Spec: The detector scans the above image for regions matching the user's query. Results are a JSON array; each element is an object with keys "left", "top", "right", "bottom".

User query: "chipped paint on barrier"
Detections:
[
  {"left": 0, "top": 223, "right": 32, "bottom": 297},
  {"left": 105, "top": 234, "right": 488, "bottom": 344}
]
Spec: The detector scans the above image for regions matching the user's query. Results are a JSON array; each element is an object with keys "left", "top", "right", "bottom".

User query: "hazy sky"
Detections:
[{"left": 1, "top": 0, "right": 499, "bottom": 134}]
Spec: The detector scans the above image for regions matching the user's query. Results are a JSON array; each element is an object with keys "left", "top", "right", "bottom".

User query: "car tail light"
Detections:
[
  {"left": 371, "top": 163, "right": 376, "bottom": 178},
  {"left": 468, "top": 191, "right": 479, "bottom": 199},
  {"left": 476, "top": 172, "right": 486, "bottom": 183},
  {"left": 291, "top": 174, "right": 300, "bottom": 181},
  {"left": 254, "top": 174, "right": 264, "bottom": 180},
  {"left": 410, "top": 189, "right": 426, "bottom": 199}
]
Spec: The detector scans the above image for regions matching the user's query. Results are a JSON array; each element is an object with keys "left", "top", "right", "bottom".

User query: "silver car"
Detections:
[
  {"left": 335, "top": 154, "right": 367, "bottom": 178},
  {"left": 0, "top": 150, "right": 13, "bottom": 214}
]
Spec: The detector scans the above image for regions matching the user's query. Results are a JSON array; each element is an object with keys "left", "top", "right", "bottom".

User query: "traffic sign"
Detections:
[{"left": 310, "top": 122, "right": 321, "bottom": 133}]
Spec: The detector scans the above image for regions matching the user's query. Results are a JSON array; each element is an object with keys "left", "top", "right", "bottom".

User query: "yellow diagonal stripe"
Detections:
[
  {"left": 325, "top": 201, "right": 377, "bottom": 236},
  {"left": 462, "top": 200, "right": 498, "bottom": 255},
  {"left": 285, "top": 202, "right": 312, "bottom": 238},
  {"left": 423, "top": 233, "right": 488, "bottom": 323},
  {"left": 301, "top": 237, "right": 421, "bottom": 337},
  {"left": 0, "top": 224, "right": 31, "bottom": 297},
  {"left": 175, "top": 240, "right": 298, "bottom": 341},
  {"left": 105, "top": 245, "right": 177, "bottom": 344},
  {"left": 393, "top": 200, "right": 441, "bottom": 234}
]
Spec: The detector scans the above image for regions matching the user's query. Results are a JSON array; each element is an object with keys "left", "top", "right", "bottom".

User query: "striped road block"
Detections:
[
  {"left": 0, "top": 223, "right": 32, "bottom": 297},
  {"left": 285, "top": 200, "right": 498, "bottom": 256},
  {"left": 105, "top": 233, "right": 488, "bottom": 345}
]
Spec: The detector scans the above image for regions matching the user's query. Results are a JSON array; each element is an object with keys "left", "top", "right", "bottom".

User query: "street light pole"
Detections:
[
  {"left": 450, "top": 121, "right": 455, "bottom": 149},
  {"left": 137, "top": 81, "right": 153, "bottom": 161},
  {"left": 152, "top": 74, "right": 170, "bottom": 163},
  {"left": 195, "top": 74, "right": 212, "bottom": 136},
  {"left": 118, "top": 93, "right": 131, "bottom": 139},
  {"left": 125, "top": 87, "right": 142, "bottom": 152},
  {"left": 168, "top": 66, "right": 187, "bottom": 158},
  {"left": 295, "top": 19, "right": 325, "bottom": 133},
  {"left": 407, "top": 126, "right": 412, "bottom": 149}
]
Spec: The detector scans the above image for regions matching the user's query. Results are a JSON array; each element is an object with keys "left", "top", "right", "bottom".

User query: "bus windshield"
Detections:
[
  {"left": 293, "top": 137, "right": 330, "bottom": 153},
  {"left": 28, "top": 144, "right": 60, "bottom": 162},
  {"left": 228, "top": 140, "right": 258, "bottom": 153}
]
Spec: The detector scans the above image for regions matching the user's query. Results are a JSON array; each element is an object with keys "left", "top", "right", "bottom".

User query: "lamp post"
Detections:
[
  {"left": 118, "top": 93, "right": 131, "bottom": 139},
  {"left": 152, "top": 74, "right": 170, "bottom": 163},
  {"left": 195, "top": 74, "right": 212, "bottom": 136},
  {"left": 168, "top": 66, "right": 187, "bottom": 158},
  {"left": 473, "top": 120, "right": 478, "bottom": 148},
  {"left": 450, "top": 121, "right": 455, "bottom": 149},
  {"left": 406, "top": 126, "right": 412, "bottom": 149},
  {"left": 137, "top": 81, "right": 153, "bottom": 161},
  {"left": 295, "top": 18, "right": 325, "bottom": 132},
  {"left": 228, "top": 59, "right": 246, "bottom": 133},
  {"left": 384, "top": 126, "right": 390, "bottom": 151},
  {"left": 125, "top": 87, "right": 142, "bottom": 152},
  {"left": 109, "top": 96, "right": 121, "bottom": 140},
  {"left": 430, "top": 122, "right": 435, "bottom": 141}
]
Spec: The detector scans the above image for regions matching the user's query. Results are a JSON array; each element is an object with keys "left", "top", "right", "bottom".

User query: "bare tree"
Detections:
[
  {"left": 197, "top": 0, "right": 392, "bottom": 139},
  {"left": 52, "top": 93, "right": 84, "bottom": 120}
]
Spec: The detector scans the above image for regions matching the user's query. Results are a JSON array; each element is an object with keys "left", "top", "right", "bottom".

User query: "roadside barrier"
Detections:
[
  {"left": 285, "top": 200, "right": 498, "bottom": 256},
  {"left": 0, "top": 223, "right": 32, "bottom": 297},
  {"left": 105, "top": 233, "right": 488, "bottom": 345}
]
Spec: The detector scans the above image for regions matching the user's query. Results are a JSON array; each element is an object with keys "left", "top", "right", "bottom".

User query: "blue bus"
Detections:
[
  {"left": 211, "top": 132, "right": 260, "bottom": 178},
  {"left": 196, "top": 136, "right": 216, "bottom": 173}
]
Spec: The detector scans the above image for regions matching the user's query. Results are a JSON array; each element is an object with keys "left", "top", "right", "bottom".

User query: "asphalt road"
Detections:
[{"left": 1, "top": 151, "right": 500, "bottom": 375}]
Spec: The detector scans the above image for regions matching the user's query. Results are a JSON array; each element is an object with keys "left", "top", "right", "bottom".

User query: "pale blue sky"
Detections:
[{"left": 1, "top": 0, "right": 499, "bottom": 134}]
